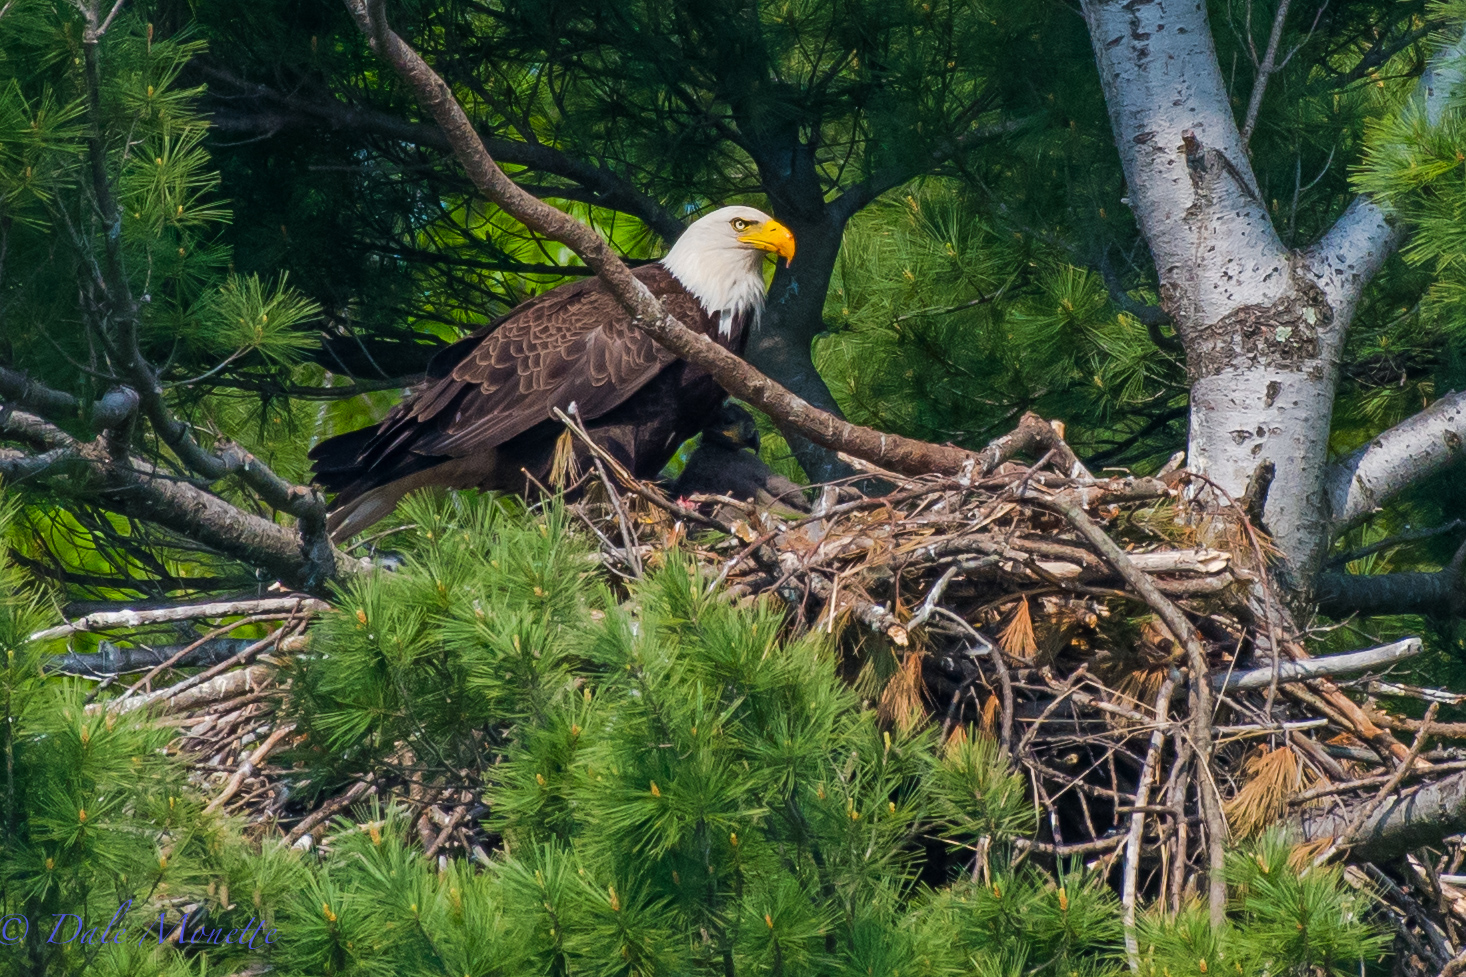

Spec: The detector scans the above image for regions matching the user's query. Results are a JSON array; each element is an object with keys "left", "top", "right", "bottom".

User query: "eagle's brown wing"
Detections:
[{"left": 312, "top": 264, "right": 713, "bottom": 495}]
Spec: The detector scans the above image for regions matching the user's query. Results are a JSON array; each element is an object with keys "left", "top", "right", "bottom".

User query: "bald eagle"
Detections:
[{"left": 310, "top": 206, "right": 796, "bottom": 539}]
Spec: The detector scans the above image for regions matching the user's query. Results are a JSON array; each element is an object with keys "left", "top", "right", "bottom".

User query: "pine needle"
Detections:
[
  {"left": 998, "top": 598, "right": 1037, "bottom": 662},
  {"left": 944, "top": 722, "right": 968, "bottom": 757},
  {"left": 549, "top": 428, "right": 580, "bottom": 489},
  {"left": 878, "top": 649, "right": 927, "bottom": 731},
  {"left": 1109, "top": 666, "right": 1169, "bottom": 727},
  {"left": 1287, "top": 837, "right": 1334, "bottom": 873},
  {"left": 1225, "top": 745, "right": 1307, "bottom": 839},
  {"left": 980, "top": 693, "right": 1000, "bottom": 739}
]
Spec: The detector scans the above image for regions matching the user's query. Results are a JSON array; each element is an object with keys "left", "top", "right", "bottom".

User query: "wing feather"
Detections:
[{"left": 350, "top": 265, "right": 712, "bottom": 465}]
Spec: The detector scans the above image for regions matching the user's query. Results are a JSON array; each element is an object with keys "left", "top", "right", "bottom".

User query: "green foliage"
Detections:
[
  {"left": 0, "top": 3, "right": 318, "bottom": 373},
  {"left": 0, "top": 491, "right": 258, "bottom": 977},
  {"left": 290, "top": 491, "right": 601, "bottom": 789},
  {"left": 816, "top": 186, "right": 1189, "bottom": 471},
  {"left": 267, "top": 492, "right": 1385, "bottom": 977},
  {"left": 0, "top": 2, "right": 338, "bottom": 590},
  {"left": 1137, "top": 832, "right": 1387, "bottom": 977}
]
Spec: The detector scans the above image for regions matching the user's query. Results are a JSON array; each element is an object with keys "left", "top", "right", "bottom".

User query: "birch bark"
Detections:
[{"left": 1081, "top": 0, "right": 1465, "bottom": 588}]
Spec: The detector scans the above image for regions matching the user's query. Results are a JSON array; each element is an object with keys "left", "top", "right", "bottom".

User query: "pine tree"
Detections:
[
  {"left": 259, "top": 491, "right": 1386, "bottom": 977},
  {"left": 0, "top": 0, "right": 346, "bottom": 595},
  {"left": 0, "top": 491, "right": 271, "bottom": 977}
]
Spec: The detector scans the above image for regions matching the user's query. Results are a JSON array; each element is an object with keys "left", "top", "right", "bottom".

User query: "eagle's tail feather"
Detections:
[
  {"left": 325, "top": 455, "right": 493, "bottom": 542},
  {"left": 326, "top": 483, "right": 412, "bottom": 542}
]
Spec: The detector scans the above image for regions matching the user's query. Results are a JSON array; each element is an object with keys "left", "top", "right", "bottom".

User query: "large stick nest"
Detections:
[{"left": 59, "top": 415, "right": 1466, "bottom": 976}]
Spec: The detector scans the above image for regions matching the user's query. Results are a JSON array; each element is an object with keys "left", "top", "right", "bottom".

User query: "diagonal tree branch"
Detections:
[
  {"left": 1239, "top": 0, "right": 1294, "bottom": 148},
  {"left": 1301, "top": 196, "right": 1403, "bottom": 330},
  {"left": 342, "top": 0, "right": 1002, "bottom": 481},
  {"left": 1325, "top": 390, "right": 1466, "bottom": 533}
]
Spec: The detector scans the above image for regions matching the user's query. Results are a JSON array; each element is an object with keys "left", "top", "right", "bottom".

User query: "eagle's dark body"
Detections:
[{"left": 311, "top": 264, "right": 750, "bottom": 538}]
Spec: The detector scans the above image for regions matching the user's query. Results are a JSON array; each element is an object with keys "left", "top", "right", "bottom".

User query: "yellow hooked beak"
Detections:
[{"left": 738, "top": 220, "right": 796, "bottom": 266}]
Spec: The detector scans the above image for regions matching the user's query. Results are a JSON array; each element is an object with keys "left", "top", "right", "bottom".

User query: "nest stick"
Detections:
[
  {"left": 1041, "top": 493, "right": 1226, "bottom": 926},
  {"left": 1019, "top": 666, "right": 1089, "bottom": 754},
  {"left": 111, "top": 623, "right": 299, "bottom": 714},
  {"left": 205, "top": 724, "right": 296, "bottom": 814},
  {"left": 1332, "top": 702, "right": 1439, "bottom": 857},
  {"left": 28, "top": 596, "right": 328, "bottom": 643},
  {"left": 285, "top": 778, "right": 377, "bottom": 845},
  {"left": 1124, "top": 675, "right": 1179, "bottom": 971},
  {"left": 110, "top": 612, "right": 285, "bottom": 704},
  {"left": 551, "top": 406, "right": 730, "bottom": 532},
  {"left": 424, "top": 804, "right": 468, "bottom": 858},
  {"left": 935, "top": 606, "right": 1012, "bottom": 755}
]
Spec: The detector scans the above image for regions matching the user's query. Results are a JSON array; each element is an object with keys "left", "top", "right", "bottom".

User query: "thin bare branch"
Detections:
[
  {"left": 1124, "top": 674, "right": 1178, "bottom": 971},
  {"left": 29, "top": 596, "right": 326, "bottom": 642},
  {"left": 1239, "top": 0, "right": 1293, "bottom": 147},
  {"left": 1217, "top": 637, "right": 1421, "bottom": 691},
  {"left": 201, "top": 65, "right": 686, "bottom": 245}
]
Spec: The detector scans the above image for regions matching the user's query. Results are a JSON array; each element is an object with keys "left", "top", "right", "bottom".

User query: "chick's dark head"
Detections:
[{"left": 702, "top": 403, "right": 760, "bottom": 453}]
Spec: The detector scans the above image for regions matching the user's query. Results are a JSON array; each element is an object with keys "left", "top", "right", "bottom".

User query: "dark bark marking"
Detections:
[
  {"left": 1241, "top": 460, "right": 1275, "bottom": 528},
  {"left": 1183, "top": 274, "right": 1333, "bottom": 380}
]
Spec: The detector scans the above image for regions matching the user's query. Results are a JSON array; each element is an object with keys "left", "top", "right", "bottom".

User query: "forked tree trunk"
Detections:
[
  {"left": 746, "top": 208, "right": 853, "bottom": 483},
  {"left": 1081, "top": 0, "right": 1454, "bottom": 592}
]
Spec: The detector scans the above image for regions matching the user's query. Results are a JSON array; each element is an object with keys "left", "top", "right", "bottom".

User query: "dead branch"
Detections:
[
  {"left": 1124, "top": 674, "right": 1178, "bottom": 970},
  {"left": 205, "top": 724, "right": 296, "bottom": 814},
  {"left": 1299, "top": 766, "right": 1466, "bottom": 863},
  {"left": 1217, "top": 637, "right": 1422, "bottom": 691},
  {"left": 30, "top": 596, "right": 327, "bottom": 643},
  {"left": 1327, "top": 703, "right": 1438, "bottom": 859},
  {"left": 92, "top": 663, "right": 275, "bottom": 716},
  {"left": 285, "top": 779, "right": 378, "bottom": 846},
  {"left": 48, "top": 637, "right": 261, "bottom": 677}
]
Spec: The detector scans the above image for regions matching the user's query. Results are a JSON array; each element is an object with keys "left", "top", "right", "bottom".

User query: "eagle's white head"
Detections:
[{"left": 660, "top": 205, "right": 796, "bottom": 339}]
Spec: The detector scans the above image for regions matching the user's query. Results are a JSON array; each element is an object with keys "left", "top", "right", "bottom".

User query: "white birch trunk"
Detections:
[{"left": 1080, "top": 1, "right": 1465, "bottom": 587}]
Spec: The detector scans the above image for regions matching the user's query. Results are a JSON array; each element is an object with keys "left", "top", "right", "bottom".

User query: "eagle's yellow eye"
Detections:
[{"left": 732, "top": 218, "right": 750, "bottom": 231}]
